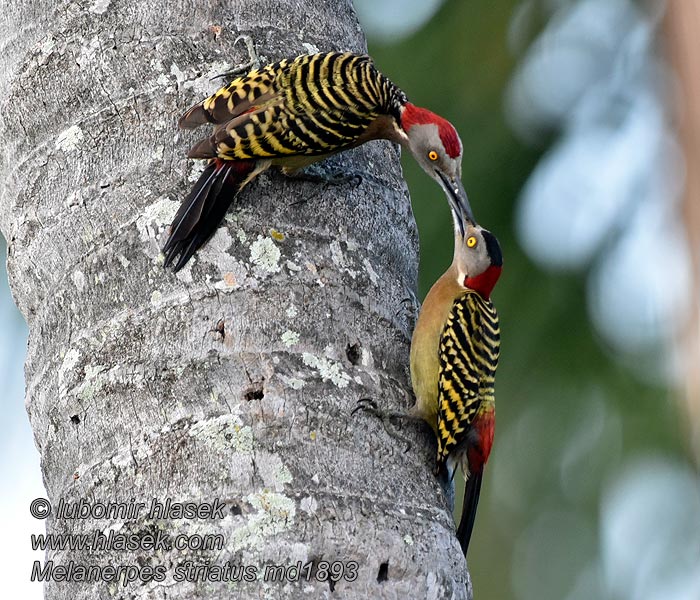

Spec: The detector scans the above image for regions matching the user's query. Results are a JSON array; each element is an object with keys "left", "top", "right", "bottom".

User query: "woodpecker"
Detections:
[
  {"left": 163, "top": 51, "right": 472, "bottom": 270},
  {"left": 355, "top": 206, "right": 502, "bottom": 556},
  {"left": 409, "top": 215, "right": 502, "bottom": 555}
]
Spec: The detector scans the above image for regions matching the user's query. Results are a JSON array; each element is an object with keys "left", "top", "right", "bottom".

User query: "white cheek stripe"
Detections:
[{"left": 394, "top": 121, "right": 409, "bottom": 142}]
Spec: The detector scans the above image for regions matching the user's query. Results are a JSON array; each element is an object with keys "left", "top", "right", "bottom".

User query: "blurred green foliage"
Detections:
[{"left": 366, "top": 2, "right": 687, "bottom": 598}]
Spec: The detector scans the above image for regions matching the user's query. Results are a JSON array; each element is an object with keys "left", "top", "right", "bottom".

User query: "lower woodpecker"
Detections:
[{"left": 410, "top": 210, "right": 502, "bottom": 554}]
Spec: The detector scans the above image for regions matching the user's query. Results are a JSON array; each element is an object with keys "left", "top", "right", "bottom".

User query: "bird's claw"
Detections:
[
  {"left": 395, "top": 294, "right": 419, "bottom": 319},
  {"left": 329, "top": 171, "right": 363, "bottom": 186},
  {"left": 353, "top": 398, "right": 412, "bottom": 453},
  {"left": 352, "top": 397, "right": 379, "bottom": 416},
  {"left": 212, "top": 35, "right": 261, "bottom": 81},
  {"left": 290, "top": 166, "right": 363, "bottom": 188},
  {"left": 234, "top": 34, "right": 261, "bottom": 71}
]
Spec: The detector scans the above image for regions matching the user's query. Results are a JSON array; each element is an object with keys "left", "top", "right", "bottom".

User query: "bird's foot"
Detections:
[
  {"left": 395, "top": 292, "right": 420, "bottom": 320},
  {"left": 437, "top": 467, "right": 456, "bottom": 513},
  {"left": 288, "top": 164, "right": 364, "bottom": 187},
  {"left": 352, "top": 398, "right": 416, "bottom": 453},
  {"left": 212, "top": 35, "right": 262, "bottom": 80}
]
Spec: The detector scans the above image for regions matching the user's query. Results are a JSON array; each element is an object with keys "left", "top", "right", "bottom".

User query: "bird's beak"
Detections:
[{"left": 436, "top": 170, "right": 475, "bottom": 234}]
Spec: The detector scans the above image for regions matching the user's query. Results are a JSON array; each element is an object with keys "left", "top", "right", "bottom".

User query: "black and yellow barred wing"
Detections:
[
  {"left": 179, "top": 59, "right": 283, "bottom": 129},
  {"left": 436, "top": 290, "right": 500, "bottom": 469},
  {"left": 179, "top": 52, "right": 404, "bottom": 160}
]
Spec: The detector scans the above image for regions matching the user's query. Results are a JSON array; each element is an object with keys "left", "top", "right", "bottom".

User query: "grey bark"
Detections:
[{"left": 0, "top": 0, "right": 471, "bottom": 598}]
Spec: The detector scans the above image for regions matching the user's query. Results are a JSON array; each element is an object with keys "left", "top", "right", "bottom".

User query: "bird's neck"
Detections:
[
  {"left": 464, "top": 266, "right": 501, "bottom": 300},
  {"left": 451, "top": 230, "right": 502, "bottom": 299},
  {"left": 386, "top": 80, "right": 408, "bottom": 122}
]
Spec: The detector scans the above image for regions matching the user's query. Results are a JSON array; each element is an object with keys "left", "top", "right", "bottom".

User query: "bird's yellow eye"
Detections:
[
  {"left": 467, "top": 236, "right": 477, "bottom": 248},
  {"left": 428, "top": 150, "right": 439, "bottom": 161}
]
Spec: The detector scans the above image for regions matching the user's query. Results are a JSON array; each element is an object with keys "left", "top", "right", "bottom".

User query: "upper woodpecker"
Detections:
[
  {"left": 163, "top": 51, "right": 472, "bottom": 270},
  {"left": 409, "top": 210, "right": 502, "bottom": 555}
]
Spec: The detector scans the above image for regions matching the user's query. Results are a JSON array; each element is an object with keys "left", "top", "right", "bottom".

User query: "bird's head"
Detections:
[
  {"left": 454, "top": 223, "right": 503, "bottom": 299},
  {"left": 400, "top": 103, "right": 474, "bottom": 229}
]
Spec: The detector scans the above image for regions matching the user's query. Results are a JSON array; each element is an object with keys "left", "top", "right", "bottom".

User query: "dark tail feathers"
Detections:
[
  {"left": 163, "top": 160, "right": 254, "bottom": 271},
  {"left": 456, "top": 471, "right": 483, "bottom": 555}
]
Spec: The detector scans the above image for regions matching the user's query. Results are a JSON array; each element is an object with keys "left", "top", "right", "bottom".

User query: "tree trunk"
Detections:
[
  {"left": 0, "top": 1, "right": 471, "bottom": 598},
  {"left": 665, "top": 1, "right": 700, "bottom": 462}
]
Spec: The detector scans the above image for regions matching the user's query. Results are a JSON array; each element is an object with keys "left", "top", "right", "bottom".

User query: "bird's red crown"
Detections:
[{"left": 401, "top": 103, "right": 461, "bottom": 159}]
